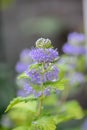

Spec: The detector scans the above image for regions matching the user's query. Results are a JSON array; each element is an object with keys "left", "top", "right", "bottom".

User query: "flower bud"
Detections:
[{"left": 36, "top": 38, "right": 53, "bottom": 49}]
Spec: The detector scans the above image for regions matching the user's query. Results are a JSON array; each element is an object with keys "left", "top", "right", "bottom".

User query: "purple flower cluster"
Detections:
[
  {"left": 17, "top": 82, "right": 34, "bottom": 97},
  {"left": 30, "top": 48, "right": 58, "bottom": 63},
  {"left": 24, "top": 83, "right": 33, "bottom": 95},
  {"left": 26, "top": 69, "right": 44, "bottom": 84},
  {"left": 26, "top": 66, "right": 59, "bottom": 85},
  {"left": 67, "top": 72, "right": 85, "bottom": 85},
  {"left": 15, "top": 49, "right": 32, "bottom": 73},
  {"left": 33, "top": 87, "right": 51, "bottom": 98},
  {"left": 63, "top": 43, "right": 85, "bottom": 55},
  {"left": 45, "top": 66, "right": 59, "bottom": 82},
  {"left": 62, "top": 32, "right": 85, "bottom": 55},
  {"left": 17, "top": 83, "right": 51, "bottom": 98},
  {"left": 16, "top": 38, "right": 59, "bottom": 98},
  {"left": 15, "top": 62, "right": 29, "bottom": 73},
  {"left": 68, "top": 32, "right": 85, "bottom": 45}
]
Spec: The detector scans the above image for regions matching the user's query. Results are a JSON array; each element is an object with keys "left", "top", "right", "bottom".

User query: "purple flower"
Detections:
[
  {"left": 33, "top": 88, "right": 51, "bottom": 98},
  {"left": 62, "top": 43, "right": 85, "bottom": 55},
  {"left": 17, "top": 83, "right": 33, "bottom": 97},
  {"left": 20, "top": 49, "right": 30, "bottom": 58},
  {"left": 29, "top": 48, "right": 58, "bottom": 63},
  {"left": 81, "top": 119, "right": 87, "bottom": 130},
  {"left": 68, "top": 72, "right": 85, "bottom": 85},
  {"left": 15, "top": 62, "right": 29, "bottom": 73},
  {"left": 33, "top": 91, "right": 42, "bottom": 98},
  {"left": 26, "top": 69, "right": 44, "bottom": 84},
  {"left": 46, "top": 66, "right": 59, "bottom": 82},
  {"left": 68, "top": 32, "right": 85, "bottom": 45},
  {"left": 62, "top": 32, "right": 86, "bottom": 55},
  {"left": 44, "top": 88, "right": 50, "bottom": 96},
  {"left": 17, "top": 90, "right": 27, "bottom": 97},
  {"left": 20, "top": 49, "right": 32, "bottom": 64},
  {"left": 24, "top": 83, "right": 33, "bottom": 95},
  {"left": 15, "top": 49, "right": 33, "bottom": 73},
  {"left": 26, "top": 65, "right": 59, "bottom": 84}
]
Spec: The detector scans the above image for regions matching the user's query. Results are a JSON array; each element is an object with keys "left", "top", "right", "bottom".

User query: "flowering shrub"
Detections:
[
  {"left": 5, "top": 38, "right": 84, "bottom": 130},
  {"left": 61, "top": 32, "right": 86, "bottom": 87}
]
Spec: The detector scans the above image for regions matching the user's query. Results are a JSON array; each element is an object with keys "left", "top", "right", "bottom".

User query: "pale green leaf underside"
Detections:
[{"left": 5, "top": 97, "right": 36, "bottom": 112}]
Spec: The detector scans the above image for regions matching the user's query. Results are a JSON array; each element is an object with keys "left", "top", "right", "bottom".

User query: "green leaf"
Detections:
[
  {"left": 13, "top": 126, "right": 29, "bottom": 130},
  {"left": 29, "top": 63, "right": 41, "bottom": 70},
  {"left": 8, "top": 101, "right": 37, "bottom": 126},
  {"left": 55, "top": 101, "right": 84, "bottom": 124},
  {"left": 44, "top": 79, "right": 67, "bottom": 90},
  {"left": 17, "top": 73, "right": 29, "bottom": 79},
  {"left": 30, "top": 116, "right": 56, "bottom": 130},
  {"left": 5, "top": 97, "right": 24, "bottom": 112},
  {"left": 64, "top": 101, "right": 84, "bottom": 119},
  {"left": 12, "top": 117, "right": 56, "bottom": 130},
  {"left": 53, "top": 79, "right": 68, "bottom": 90},
  {"left": 5, "top": 97, "right": 36, "bottom": 112}
]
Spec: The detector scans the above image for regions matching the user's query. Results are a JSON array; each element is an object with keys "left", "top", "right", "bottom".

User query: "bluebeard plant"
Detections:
[
  {"left": 5, "top": 38, "right": 84, "bottom": 130},
  {"left": 16, "top": 38, "right": 60, "bottom": 98},
  {"left": 62, "top": 32, "right": 86, "bottom": 55}
]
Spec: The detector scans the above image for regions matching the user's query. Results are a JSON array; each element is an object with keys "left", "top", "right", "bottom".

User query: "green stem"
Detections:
[
  {"left": 36, "top": 63, "right": 45, "bottom": 117},
  {"left": 37, "top": 96, "right": 43, "bottom": 116}
]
